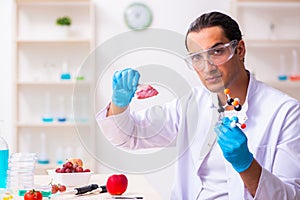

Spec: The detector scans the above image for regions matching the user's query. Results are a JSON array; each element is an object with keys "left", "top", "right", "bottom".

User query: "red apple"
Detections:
[{"left": 106, "top": 174, "right": 128, "bottom": 195}]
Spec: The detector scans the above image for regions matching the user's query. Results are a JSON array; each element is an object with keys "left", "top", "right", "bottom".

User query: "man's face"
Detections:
[{"left": 186, "top": 26, "right": 243, "bottom": 93}]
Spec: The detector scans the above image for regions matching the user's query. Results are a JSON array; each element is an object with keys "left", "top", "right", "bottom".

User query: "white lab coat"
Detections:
[{"left": 96, "top": 74, "right": 300, "bottom": 199}]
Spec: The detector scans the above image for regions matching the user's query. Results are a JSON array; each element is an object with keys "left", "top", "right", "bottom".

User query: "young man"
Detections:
[{"left": 96, "top": 12, "right": 300, "bottom": 199}]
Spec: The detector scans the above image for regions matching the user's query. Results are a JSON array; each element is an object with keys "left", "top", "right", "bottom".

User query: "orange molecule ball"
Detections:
[
  {"left": 224, "top": 88, "right": 231, "bottom": 95},
  {"left": 233, "top": 101, "right": 239, "bottom": 106}
]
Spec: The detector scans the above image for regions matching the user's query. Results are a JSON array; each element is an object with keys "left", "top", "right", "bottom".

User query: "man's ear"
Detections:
[{"left": 237, "top": 40, "right": 246, "bottom": 62}]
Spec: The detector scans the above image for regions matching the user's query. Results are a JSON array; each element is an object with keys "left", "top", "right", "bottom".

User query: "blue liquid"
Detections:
[
  {"left": 57, "top": 117, "right": 67, "bottom": 122},
  {"left": 61, "top": 73, "right": 71, "bottom": 80},
  {"left": 42, "top": 117, "right": 54, "bottom": 123},
  {"left": 37, "top": 159, "right": 50, "bottom": 164},
  {"left": 278, "top": 75, "right": 288, "bottom": 81},
  {"left": 0, "top": 149, "right": 9, "bottom": 188},
  {"left": 56, "top": 160, "right": 63, "bottom": 165}
]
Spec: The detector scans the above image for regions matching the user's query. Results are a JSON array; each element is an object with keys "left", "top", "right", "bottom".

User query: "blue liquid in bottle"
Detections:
[
  {"left": 0, "top": 149, "right": 9, "bottom": 188},
  {"left": 278, "top": 75, "right": 288, "bottom": 81},
  {"left": 57, "top": 117, "right": 67, "bottom": 122},
  {"left": 60, "top": 73, "right": 71, "bottom": 80}
]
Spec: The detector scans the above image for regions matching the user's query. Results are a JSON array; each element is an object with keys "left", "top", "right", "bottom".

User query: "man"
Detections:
[{"left": 96, "top": 12, "right": 300, "bottom": 199}]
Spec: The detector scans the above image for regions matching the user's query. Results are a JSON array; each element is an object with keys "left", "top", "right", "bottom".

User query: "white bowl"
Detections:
[{"left": 47, "top": 169, "right": 93, "bottom": 187}]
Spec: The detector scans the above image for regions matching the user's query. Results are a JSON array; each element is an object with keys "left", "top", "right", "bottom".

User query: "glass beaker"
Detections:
[{"left": 6, "top": 153, "right": 37, "bottom": 195}]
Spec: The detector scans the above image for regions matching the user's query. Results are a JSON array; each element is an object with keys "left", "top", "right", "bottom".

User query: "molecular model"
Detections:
[{"left": 219, "top": 88, "right": 246, "bottom": 129}]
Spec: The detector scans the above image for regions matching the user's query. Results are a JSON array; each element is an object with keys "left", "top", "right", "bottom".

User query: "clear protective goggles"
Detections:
[{"left": 185, "top": 40, "right": 238, "bottom": 70}]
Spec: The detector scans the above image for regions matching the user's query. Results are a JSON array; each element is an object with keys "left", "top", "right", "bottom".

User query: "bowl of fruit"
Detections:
[{"left": 47, "top": 158, "right": 92, "bottom": 187}]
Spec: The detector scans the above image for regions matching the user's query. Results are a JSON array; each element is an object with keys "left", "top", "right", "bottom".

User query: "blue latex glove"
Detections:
[
  {"left": 112, "top": 68, "right": 140, "bottom": 107},
  {"left": 214, "top": 117, "right": 254, "bottom": 173}
]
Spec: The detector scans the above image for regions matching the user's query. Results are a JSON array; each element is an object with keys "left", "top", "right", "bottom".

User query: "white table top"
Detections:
[{"left": 12, "top": 174, "right": 163, "bottom": 200}]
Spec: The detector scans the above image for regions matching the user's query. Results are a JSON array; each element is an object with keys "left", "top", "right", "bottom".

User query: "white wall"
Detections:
[
  {"left": 0, "top": 0, "right": 13, "bottom": 150},
  {"left": 95, "top": 0, "right": 231, "bottom": 44},
  {"left": 0, "top": 0, "right": 230, "bottom": 199}
]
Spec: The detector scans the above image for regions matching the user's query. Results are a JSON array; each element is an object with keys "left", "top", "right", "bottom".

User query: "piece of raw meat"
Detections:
[{"left": 136, "top": 84, "right": 159, "bottom": 99}]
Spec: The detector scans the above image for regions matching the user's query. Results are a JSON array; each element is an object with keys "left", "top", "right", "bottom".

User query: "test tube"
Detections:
[
  {"left": 42, "top": 92, "right": 54, "bottom": 122},
  {"left": 56, "top": 146, "right": 64, "bottom": 165},
  {"left": 60, "top": 61, "right": 71, "bottom": 80},
  {"left": 57, "top": 95, "right": 67, "bottom": 122},
  {"left": 278, "top": 54, "right": 288, "bottom": 81},
  {"left": 79, "top": 96, "right": 89, "bottom": 122},
  {"left": 37, "top": 133, "right": 50, "bottom": 164},
  {"left": 268, "top": 22, "right": 277, "bottom": 40},
  {"left": 290, "top": 49, "right": 300, "bottom": 81}
]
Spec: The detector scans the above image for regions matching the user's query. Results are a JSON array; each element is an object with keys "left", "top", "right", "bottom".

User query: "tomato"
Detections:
[
  {"left": 58, "top": 184, "right": 67, "bottom": 192},
  {"left": 24, "top": 189, "right": 43, "bottom": 200}
]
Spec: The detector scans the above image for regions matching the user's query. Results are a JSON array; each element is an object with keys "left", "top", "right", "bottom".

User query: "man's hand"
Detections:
[
  {"left": 215, "top": 117, "right": 254, "bottom": 173},
  {"left": 112, "top": 68, "right": 140, "bottom": 108}
]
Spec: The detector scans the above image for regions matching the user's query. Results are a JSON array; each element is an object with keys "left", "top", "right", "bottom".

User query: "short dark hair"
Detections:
[{"left": 185, "top": 11, "right": 242, "bottom": 50}]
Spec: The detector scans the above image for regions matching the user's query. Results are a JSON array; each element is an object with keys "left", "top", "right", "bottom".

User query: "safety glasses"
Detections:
[{"left": 185, "top": 40, "right": 238, "bottom": 70}]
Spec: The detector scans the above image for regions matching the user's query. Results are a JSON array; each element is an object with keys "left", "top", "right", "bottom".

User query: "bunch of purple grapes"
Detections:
[{"left": 55, "top": 161, "right": 91, "bottom": 173}]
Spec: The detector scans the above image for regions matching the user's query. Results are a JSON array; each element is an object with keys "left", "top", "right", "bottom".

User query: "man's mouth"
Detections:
[{"left": 205, "top": 75, "right": 222, "bottom": 83}]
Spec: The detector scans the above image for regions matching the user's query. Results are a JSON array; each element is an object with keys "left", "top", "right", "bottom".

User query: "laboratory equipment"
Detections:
[
  {"left": 0, "top": 121, "right": 9, "bottom": 189},
  {"left": 42, "top": 92, "right": 54, "bottom": 122},
  {"left": 37, "top": 133, "right": 50, "bottom": 164},
  {"left": 60, "top": 61, "right": 71, "bottom": 80},
  {"left": 290, "top": 49, "right": 300, "bottom": 81},
  {"left": 57, "top": 96, "right": 67, "bottom": 122},
  {"left": 6, "top": 153, "right": 37, "bottom": 195},
  {"left": 278, "top": 54, "right": 288, "bottom": 81}
]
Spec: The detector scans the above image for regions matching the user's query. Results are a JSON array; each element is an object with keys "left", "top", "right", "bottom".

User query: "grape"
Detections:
[
  {"left": 65, "top": 161, "right": 73, "bottom": 169},
  {"left": 55, "top": 168, "right": 61, "bottom": 173},
  {"left": 65, "top": 168, "right": 72, "bottom": 173},
  {"left": 84, "top": 169, "right": 91, "bottom": 172},
  {"left": 75, "top": 166, "right": 83, "bottom": 173},
  {"left": 55, "top": 160, "right": 91, "bottom": 173},
  {"left": 60, "top": 167, "right": 66, "bottom": 173}
]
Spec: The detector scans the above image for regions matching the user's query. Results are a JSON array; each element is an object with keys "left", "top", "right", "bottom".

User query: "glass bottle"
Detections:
[{"left": 0, "top": 120, "right": 9, "bottom": 189}]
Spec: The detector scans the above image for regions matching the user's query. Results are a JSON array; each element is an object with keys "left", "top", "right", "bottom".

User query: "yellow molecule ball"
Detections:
[{"left": 2, "top": 192, "right": 13, "bottom": 200}]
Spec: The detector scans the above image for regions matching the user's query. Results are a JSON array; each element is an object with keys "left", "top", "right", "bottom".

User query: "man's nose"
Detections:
[{"left": 203, "top": 57, "right": 217, "bottom": 72}]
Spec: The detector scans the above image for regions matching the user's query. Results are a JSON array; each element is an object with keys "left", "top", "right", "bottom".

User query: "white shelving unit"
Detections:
[
  {"left": 231, "top": 0, "right": 300, "bottom": 100},
  {"left": 13, "top": 0, "right": 96, "bottom": 173}
]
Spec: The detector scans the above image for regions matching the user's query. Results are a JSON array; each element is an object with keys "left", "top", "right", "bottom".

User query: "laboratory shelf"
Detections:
[
  {"left": 231, "top": 0, "right": 300, "bottom": 101},
  {"left": 16, "top": 38, "right": 91, "bottom": 44},
  {"left": 245, "top": 39, "right": 300, "bottom": 48},
  {"left": 17, "top": 80, "right": 91, "bottom": 87},
  {"left": 236, "top": 1, "right": 300, "bottom": 8},
  {"left": 16, "top": 0, "right": 90, "bottom": 6},
  {"left": 269, "top": 80, "right": 300, "bottom": 85},
  {"left": 14, "top": 0, "right": 96, "bottom": 171},
  {"left": 17, "top": 121, "right": 90, "bottom": 128}
]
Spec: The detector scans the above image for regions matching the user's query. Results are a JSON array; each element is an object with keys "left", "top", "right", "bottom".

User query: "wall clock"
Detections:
[{"left": 124, "top": 3, "right": 153, "bottom": 31}]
